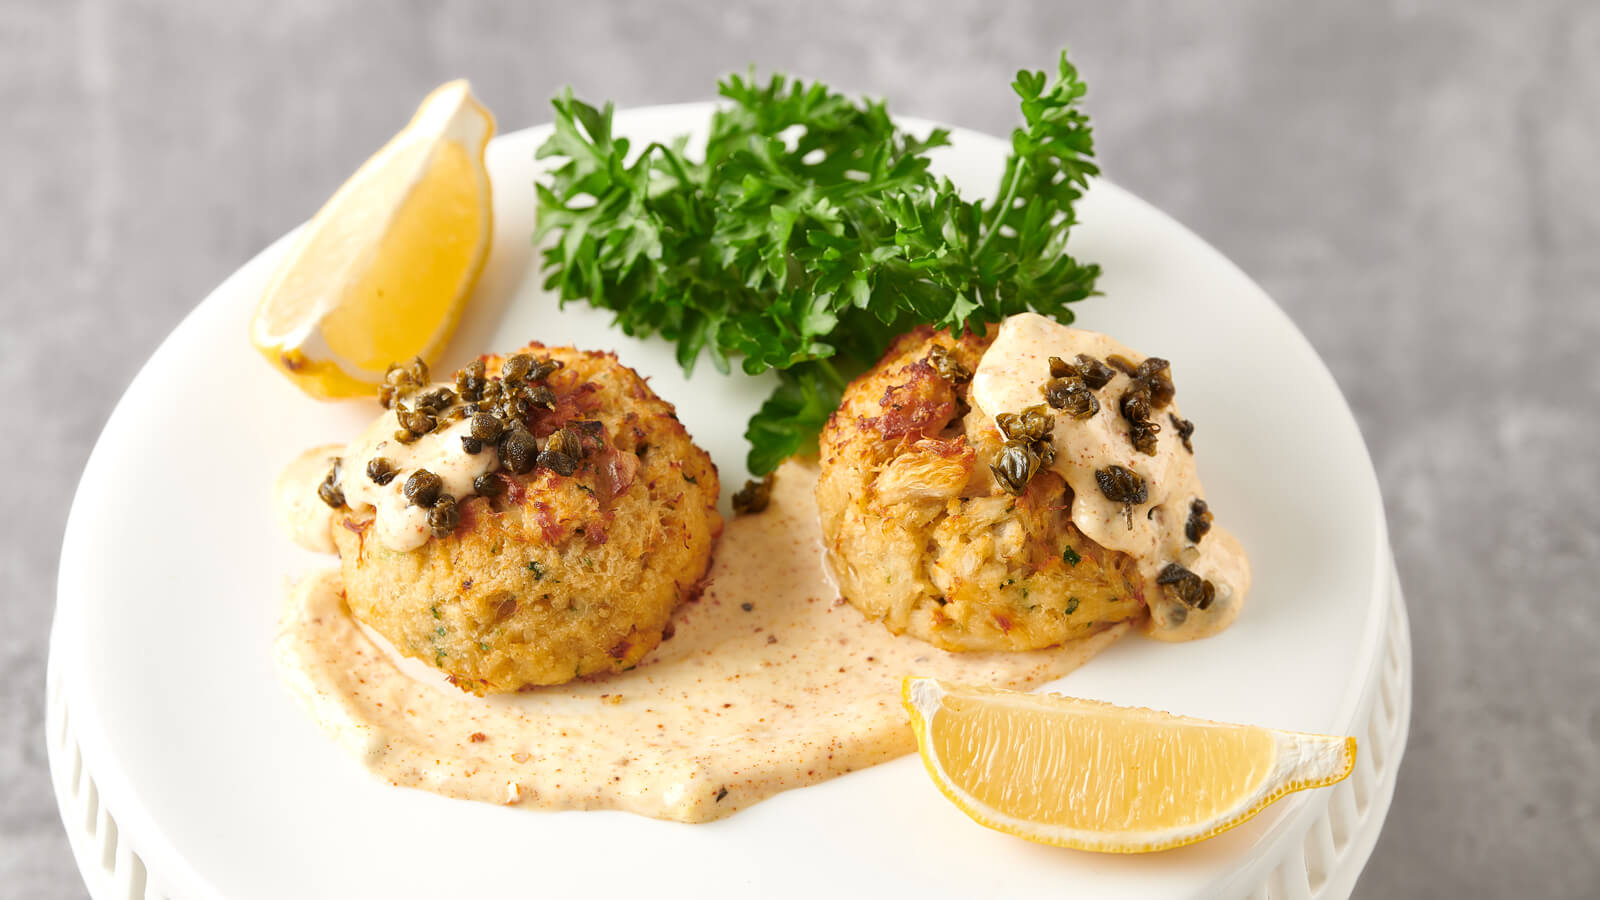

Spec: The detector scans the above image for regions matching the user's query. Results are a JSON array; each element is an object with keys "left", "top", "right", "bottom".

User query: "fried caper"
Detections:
[
  {"left": 1074, "top": 354, "right": 1115, "bottom": 389},
  {"left": 1043, "top": 376, "right": 1099, "bottom": 419},
  {"left": 538, "top": 427, "right": 582, "bottom": 476},
  {"left": 528, "top": 357, "right": 563, "bottom": 382},
  {"left": 991, "top": 440, "right": 1042, "bottom": 495},
  {"left": 414, "top": 386, "right": 457, "bottom": 413},
  {"left": 927, "top": 345, "right": 972, "bottom": 383},
  {"left": 473, "top": 472, "right": 506, "bottom": 497},
  {"left": 996, "top": 405, "right": 1055, "bottom": 443},
  {"left": 1119, "top": 381, "right": 1153, "bottom": 424},
  {"left": 501, "top": 354, "right": 534, "bottom": 382},
  {"left": 495, "top": 389, "right": 533, "bottom": 424},
  {"left": 396, "top": 404, "right": 437, "bottom": 436},
  {"left": 455, "top": 359, "right": 487, "bottom": 402},
  {"left": 365, "top": 456, "right": 397, "bottom": 486},
  {"left": 405, "top": 356, "right": 429, "bottom": 385},
  {"left": 1094, "top": 465, "right": 1147, "bottom": 505},
  {"left": 1033, "top": 437, "right": 1057, "bottom": 470},
  {"left": 426, "top": 494, "right": 459, "bottom": 538},
  {"left": 1135, "top": 357, "right": 1175, "bottom": 409},
  {"left": 1169, "top": 414, "right": 1195, "bottom": 453},
  {"left": 461, "top": 436, "right": 484, "bottom": 455},
  {"left": 500, "top": 428, "right": 538, "bottom": 475},
  {"left": 317, "top": 462, "right": 345, "bottom": 509},
  {"left": 403, "top": 469, "right": 443, "bottom": 508},
  {"left": 317, "top": 480, "right": 344, "bottom": 508},
  {"left": 1105, "top": 354, "right": 1139, "bottom": 376},
  {"left": 525, "top": 384, "right": 557, "bottom": 411},
  {"left": 1156, "top": 562, "right": 1216, "bottom": 610},
  {"left": 1185, "top": 498, "right": 1213, "bottom": 544},
  {"left": 470, "top": 412, "right": 505, "bottom": 442},
  {"left": 1047, "top": 356, "right": 1078, "bottom": 379},
  {"left": 732, "top": 474, "right": 776, "bottom": 515},
  {"left": 1128, "top": 419, "right": 1161, "bottom": 456}
]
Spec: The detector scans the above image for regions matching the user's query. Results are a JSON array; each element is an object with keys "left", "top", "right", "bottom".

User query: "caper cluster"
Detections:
[
  {"left": 1185, "top": 498, "right": 1213, "bottom": 544},
  {"left": 393, "top": 385, "right": 460, "bottom": 444},
  {"left": 1113, "top": 357, "right": 1175, "bottom": 456},
  {"left": 1040, "top": 354, "right": 1106, "bottom": 420},
  {"left": 483, "top": 416, "right": 590, "bottom": 479},
  {"left": 991, "top": 404, "right": 1057, "bottom": 495},
  {"left": 360, "top": 351, "right": 606, "bottom": 539},
  {"left": 400, "top": 469, "right": 459, "bottom": 538},
  {"left": 378, "top": 357, "right": 430, "bottom": 410},
  {"left": 381, "top": 352, "right": 567, "bottom": 449},
  {"left": 1156, "top": 562, "right": 1216, "bottom": 611}
]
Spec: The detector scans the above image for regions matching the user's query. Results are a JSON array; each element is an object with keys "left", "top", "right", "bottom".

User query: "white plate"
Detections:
[{"left": 50, "top": 103, "right": 1403, "bottom": 899}]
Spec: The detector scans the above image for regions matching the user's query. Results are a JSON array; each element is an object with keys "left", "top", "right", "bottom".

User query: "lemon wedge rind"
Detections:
[{"left": 903, "top": 677, "right": 1357, "bottom": 854}]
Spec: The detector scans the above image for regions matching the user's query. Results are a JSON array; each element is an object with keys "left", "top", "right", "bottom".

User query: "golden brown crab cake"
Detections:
[
  {"left": 329, "top": 344, "right": 721, "bottom": 694},
  {"left": 816, "top": 327, "right": 1146, "bottom": 652}
]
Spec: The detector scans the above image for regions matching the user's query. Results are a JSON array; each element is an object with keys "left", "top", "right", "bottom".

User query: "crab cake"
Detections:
[
  {"left": 817, "top": 316, "right": 1249, "bottom": 652},
  {"left": 323, "top": 344, "right": 721, "bottom": 694}
]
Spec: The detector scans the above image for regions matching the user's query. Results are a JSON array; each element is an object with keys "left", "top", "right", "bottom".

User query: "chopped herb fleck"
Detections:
[{"left": 1062, "top": 547, "right": 1081, "bottom": 566}]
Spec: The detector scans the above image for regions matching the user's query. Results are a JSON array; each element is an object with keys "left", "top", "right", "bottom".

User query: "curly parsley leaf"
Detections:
[{"left": 534, "top": 50, "right": 1100, "bottom": 474}]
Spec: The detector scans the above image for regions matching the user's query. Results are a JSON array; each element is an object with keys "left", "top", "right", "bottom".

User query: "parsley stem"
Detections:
[
  {"left": 643, "top": 141, "right": 695, "bottom": 190},
  {"left": 815, "top": 359, "right": 848, "bottom": 392},
  {"left": 973, "top": 157, "right": 1027, "bottom": 261}
]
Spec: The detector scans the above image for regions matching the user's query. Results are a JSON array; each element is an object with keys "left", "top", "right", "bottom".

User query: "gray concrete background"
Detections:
[{"left": 3, "top": 1, "right": 1596, "bottom": 897}]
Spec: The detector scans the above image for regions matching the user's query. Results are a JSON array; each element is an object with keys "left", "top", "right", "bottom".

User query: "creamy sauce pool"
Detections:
[
  {"left": 971, "top": 313, "right": 1250, "bottom": 640},
  {"left": 276, "top": 460, "right": 1126, "bottom": 823}
]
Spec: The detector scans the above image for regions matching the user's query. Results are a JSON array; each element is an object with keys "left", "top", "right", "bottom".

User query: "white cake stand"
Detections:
[{"left": 47, "top": 105, "right": 1411, "bottom": 900}]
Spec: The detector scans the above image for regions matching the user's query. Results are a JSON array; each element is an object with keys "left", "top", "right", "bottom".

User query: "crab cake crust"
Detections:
[
  {"left": 816, "top": 327, "right": 1146, "bottom": 652},
  {"left": 332, "top": 345, "right": 721, "bottom": 694}
]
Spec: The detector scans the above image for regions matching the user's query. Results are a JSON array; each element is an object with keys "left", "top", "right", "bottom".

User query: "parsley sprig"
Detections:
[{"left": 534, "top": 51, "right": 1100, "bottom": 474}]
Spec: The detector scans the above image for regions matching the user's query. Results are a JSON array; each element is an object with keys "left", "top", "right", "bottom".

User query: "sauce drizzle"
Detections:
[
  {"left": 276, "top": 461, "right": 1127, "bottom": 822},
  {"left": 971, "top": 313, "right": 1250, "bottom": 640}
]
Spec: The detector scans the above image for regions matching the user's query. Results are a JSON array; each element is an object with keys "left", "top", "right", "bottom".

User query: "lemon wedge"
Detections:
[
  {"left": 251, "top": 80, "right": 495, "bottom": 399},
  {"left": 903, "top": 677, "right": 1355, "bottom": 853}
]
